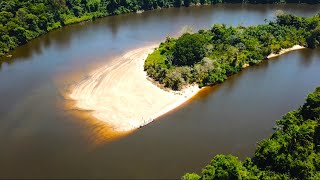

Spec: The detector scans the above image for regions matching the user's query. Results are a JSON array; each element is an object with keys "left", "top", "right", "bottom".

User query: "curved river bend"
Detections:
[{"left": 1, "top": 4, "right": 320, "bottom": 179}]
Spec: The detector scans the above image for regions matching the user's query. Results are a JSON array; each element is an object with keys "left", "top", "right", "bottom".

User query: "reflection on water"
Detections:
[{"left": 0, "top": 4, "right": 320, "bottom": 179}]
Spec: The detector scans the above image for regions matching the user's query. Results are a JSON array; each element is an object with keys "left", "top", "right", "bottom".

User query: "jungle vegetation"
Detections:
[
  {"left": 144, "top": 13, "right": 320, "bottom": 90},
  {"left": 1, "top": 0, "right": 320, "bottom": 57}
]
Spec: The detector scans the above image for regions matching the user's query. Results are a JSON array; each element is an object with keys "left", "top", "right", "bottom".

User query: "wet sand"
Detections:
[{"left": 69, "top": 45, "right": 200, "bottom": 132}]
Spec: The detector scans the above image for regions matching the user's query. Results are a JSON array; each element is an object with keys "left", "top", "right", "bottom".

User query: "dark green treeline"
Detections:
[{"left": 1, "top": 0, "right": 320, "bottom": 57}]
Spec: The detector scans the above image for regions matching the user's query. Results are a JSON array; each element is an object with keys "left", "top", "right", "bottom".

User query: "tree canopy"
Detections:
[
  {"left": 144, "top": 13, "right": 320, "bottom": 90},
  {"left": 173, "top": 33, "right": 206, "bottom": 66},
  {"left": 1, "top": 0, "right": 320, "bottom": 58}
]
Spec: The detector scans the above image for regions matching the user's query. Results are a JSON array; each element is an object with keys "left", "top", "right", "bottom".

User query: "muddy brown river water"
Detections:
[{"left": 1, "top": 4, "right": 320, "bottom": 179}]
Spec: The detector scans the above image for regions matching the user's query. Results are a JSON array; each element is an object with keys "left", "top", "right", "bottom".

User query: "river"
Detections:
[{"left": 0, "top": 4, "right": 320, "bottom": 179}]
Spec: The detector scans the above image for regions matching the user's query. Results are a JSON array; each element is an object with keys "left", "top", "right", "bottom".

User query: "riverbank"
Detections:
[
  {"left": 267, "top": 45, "right": 305, "bottom": 59},
  {"left": 69, "top": 45, "right": 200, "bottom": 132},
  {"left": 242, "top": 45, "right": 305, "bottom": 68},
  {"left": 1, "top": 2, "right": 317, "bottom": 60}
]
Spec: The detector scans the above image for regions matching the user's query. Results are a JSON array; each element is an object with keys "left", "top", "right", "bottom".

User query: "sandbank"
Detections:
[{"left": 69, "top": 45, "right": 200, "bottom": 132}]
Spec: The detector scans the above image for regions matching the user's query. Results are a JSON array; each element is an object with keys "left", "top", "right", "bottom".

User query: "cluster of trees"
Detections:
[
  {"left": 1, "top": 1, "right": 320, "bottom": 57},
  {"left": 0, "top": 0, "right": 150, "bottom": 57},
  {"left": 144, "top": 13, "right": 320, "bottom": 90},
  {"left": 0, "top": 0, "right": 126, "bottom": 57},
  {"left": 183, "top": 87, "right": 320, "bottom": 179}
]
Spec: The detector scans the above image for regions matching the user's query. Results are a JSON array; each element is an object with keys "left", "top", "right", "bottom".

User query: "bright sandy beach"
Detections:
[{"left": 69, "top": 45, "right": 200, "bottom": 132}]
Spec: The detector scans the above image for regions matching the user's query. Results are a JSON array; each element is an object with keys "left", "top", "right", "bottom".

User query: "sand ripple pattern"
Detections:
[{"left": 70, "top": 46, "right": 199, "bottom": 131}]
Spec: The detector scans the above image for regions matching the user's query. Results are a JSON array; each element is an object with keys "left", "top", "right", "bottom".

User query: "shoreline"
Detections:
[
  {"left": 242, "top": 45, "right": 305, "bottom": 69},
  {"left": 69, "top": 44, "right": 304, "bottom": 132},
  {"left": 69, "top": 45, "right": 200, "bottom": 132},
  {"left": 267, "top": 45, "right": 305, "bottom": 59}
]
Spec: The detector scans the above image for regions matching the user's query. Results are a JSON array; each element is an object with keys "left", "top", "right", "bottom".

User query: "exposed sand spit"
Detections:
[
  {"left": 267, "top": 45, "right": 305, "bottom": 59},
  {"left": 69, "top": 45, "right": 200, "bottom": 132},
  {"left": 242, "top": 45, "right": 305, "bottom": 69}
]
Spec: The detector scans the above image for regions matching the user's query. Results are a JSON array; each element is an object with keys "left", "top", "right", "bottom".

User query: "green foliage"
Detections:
[
  {"left": 145, "top": 13, "right": 318, "bottom": 90},
  {"left": 174, "top": 0, "right": 183, "bottom": 7},
  {"left": 182, "top": 173, "right": 201, "bottom": 180},
  {"left": 201, "top": 155, "right": 249, "bottom": 180},
  {"left": 182, "top": 87, "right": 320, "bottom": 179},
  {"left": 301, "top": 87, "right": 320, "bottom": 120},
  {"left": 173, "top": 33, "right": 206, "bottom": 66},
  {"left": 1, "top": 1, "right": 320, "bottom": 57}
]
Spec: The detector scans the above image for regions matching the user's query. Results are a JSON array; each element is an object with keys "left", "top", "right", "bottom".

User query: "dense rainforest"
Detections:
[
  {"left": 183, "top": 86, "right": 320, "bottom": 179},
  {"left": 144, "top": 13, "right": 320, "bottom": 90},
  {"left": 1, "top": 1, "right": 320, "bottom": 58}
]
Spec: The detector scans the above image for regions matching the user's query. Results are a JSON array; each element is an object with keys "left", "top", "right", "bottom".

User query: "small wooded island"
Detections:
[
  {"left": 143, "top": 13, "right": 320, "bottom": 179},
  {"left": 144, "top": 13, "right": 320, "bottom": 90}
]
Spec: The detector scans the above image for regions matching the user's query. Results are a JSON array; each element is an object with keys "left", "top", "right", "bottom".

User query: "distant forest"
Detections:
[{"left": 1, "top": 0, "right": 320, "bottom": 57}]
